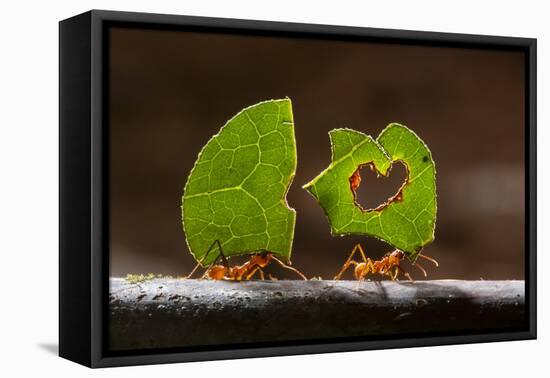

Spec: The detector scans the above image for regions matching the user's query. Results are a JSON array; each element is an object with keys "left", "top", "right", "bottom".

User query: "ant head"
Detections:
[
  {"left": 252, "top": 252, "right": 272, "bottom": 267},
  {"left": 384, "top": 250, "right": 404, "bottom": 258},
  {"left": 387, "top": 250, "right": 405, "bottom": 264},
  {"left": 392, "top": 250, "right": 405, "bottom": 259}
]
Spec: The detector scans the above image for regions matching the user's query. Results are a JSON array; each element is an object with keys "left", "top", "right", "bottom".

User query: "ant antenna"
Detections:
[{"left": 271, "top": 256, "right": 308, "bottom": 280}]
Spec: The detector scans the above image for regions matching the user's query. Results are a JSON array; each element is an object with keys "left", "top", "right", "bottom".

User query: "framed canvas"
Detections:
[{"left": 59, "top": 10, "right": 536, "bottom": 368}]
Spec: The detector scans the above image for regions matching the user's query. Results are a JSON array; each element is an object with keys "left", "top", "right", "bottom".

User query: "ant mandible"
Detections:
[
  {"left": 334, "top": 244, "right": 438, "bottom": 281},
  {"left": 186, "top": 240, "right": 307, "bottom": 281}
]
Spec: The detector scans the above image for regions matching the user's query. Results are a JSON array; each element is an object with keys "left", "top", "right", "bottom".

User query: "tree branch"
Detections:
[{"left": 109, "top": 279, "right": 525, "bottom": 351}]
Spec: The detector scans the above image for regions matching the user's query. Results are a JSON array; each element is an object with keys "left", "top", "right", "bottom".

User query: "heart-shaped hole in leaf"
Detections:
[
  {"left": 303, "top": 124, "right": 436, "bottom": 261},
  {"left": 350, "top": 161, "right": 409, "bottom": 212}
]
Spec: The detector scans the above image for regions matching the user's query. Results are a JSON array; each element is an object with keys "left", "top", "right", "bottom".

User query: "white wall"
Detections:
[{"left": 0, "top": 0, "right": 546, "bottom": 376}]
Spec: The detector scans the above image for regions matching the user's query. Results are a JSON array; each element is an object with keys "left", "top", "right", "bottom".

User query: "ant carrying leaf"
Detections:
[
  {"left": 303, "top": 124, "right": 438, "bottom": 280},
  {"left": 182, "top": 99, "right": 306, "bottom": 280},
  {"left": 186, "top": 240, "right": 307, "bottom": 281},
  {"left": 334, "top": 244, "right": 438, "bottom": 281}
]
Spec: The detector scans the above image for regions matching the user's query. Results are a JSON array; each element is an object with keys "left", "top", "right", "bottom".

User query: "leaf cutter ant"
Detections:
[
  {"left": 186, "top": 240, "right": 307, "bottom": 281},
  {"left": 334, "top": 244, "right": 438, "bottom": 281}
]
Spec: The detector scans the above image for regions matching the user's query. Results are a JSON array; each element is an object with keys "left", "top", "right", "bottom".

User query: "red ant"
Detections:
[
  {"left": 334, "top": 244, "right": 438, "bottom": 281},
  {"left": 186, "top": 240, "right": 307, "bottom": 281}
]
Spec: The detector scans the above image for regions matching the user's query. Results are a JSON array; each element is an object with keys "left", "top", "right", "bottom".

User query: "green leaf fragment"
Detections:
[
  {"left": 182, "top": 99, "right": 297, "bottom": 266},
  {"left": 302, "top": 123, "right": 437, "bottom": 261}
]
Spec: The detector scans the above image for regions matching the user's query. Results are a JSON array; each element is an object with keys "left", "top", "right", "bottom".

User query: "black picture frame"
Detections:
[{"left": 59, "top": 9, "right": 537, "bottom": 368}]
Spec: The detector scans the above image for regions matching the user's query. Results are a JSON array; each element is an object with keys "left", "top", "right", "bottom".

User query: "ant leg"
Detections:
[
  {"left": 245, "top": 267, "right": 259, "bottom": 280},
  {"left": 185, "top": 239, "right": 221, "bottom": 279},
  {"left": 334, "top": 244, "right": 367, "bottom": 280},
  {"left": 244, "top": 266, "right": 266, "bottom": 280},
  {"left": 364, "top": 258, "right": 377, "bottom": 276},
  {"left": 418, "top": 253, "right": 439, "bottom": 267},
  {"left": 386, "top": 265, "right": 399, "bottom": 280},
  {"left": 390, "top": 266, "right": 399, "bottom": 281},
  {"left": 184, "top": 262, "right": 202, "bottom": 279},
  {"left": 413, "top": 262, "right": 428, "bottom": 278},
  {"left": 212, "top": 240, "right": 230, "bottom": 270},
  {"left": 397, "top": 266, "right": 414, "bottom": 281},
  {"left": 207, "top": 240, "right": 233, "bottom": 279},
  {"left": 271, "top": 256, "right": 308, "bottom": 280},
  {"left": 356, "top": 245, "right": 378, "bottom": 279},
  {"left": 355, "top": 244, "right": 369, "bottom": 263}
]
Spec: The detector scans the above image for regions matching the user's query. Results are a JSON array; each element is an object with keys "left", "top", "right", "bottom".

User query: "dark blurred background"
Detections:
[{"left": 109, "top": 27, "right": 525, "bottom": 280}]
